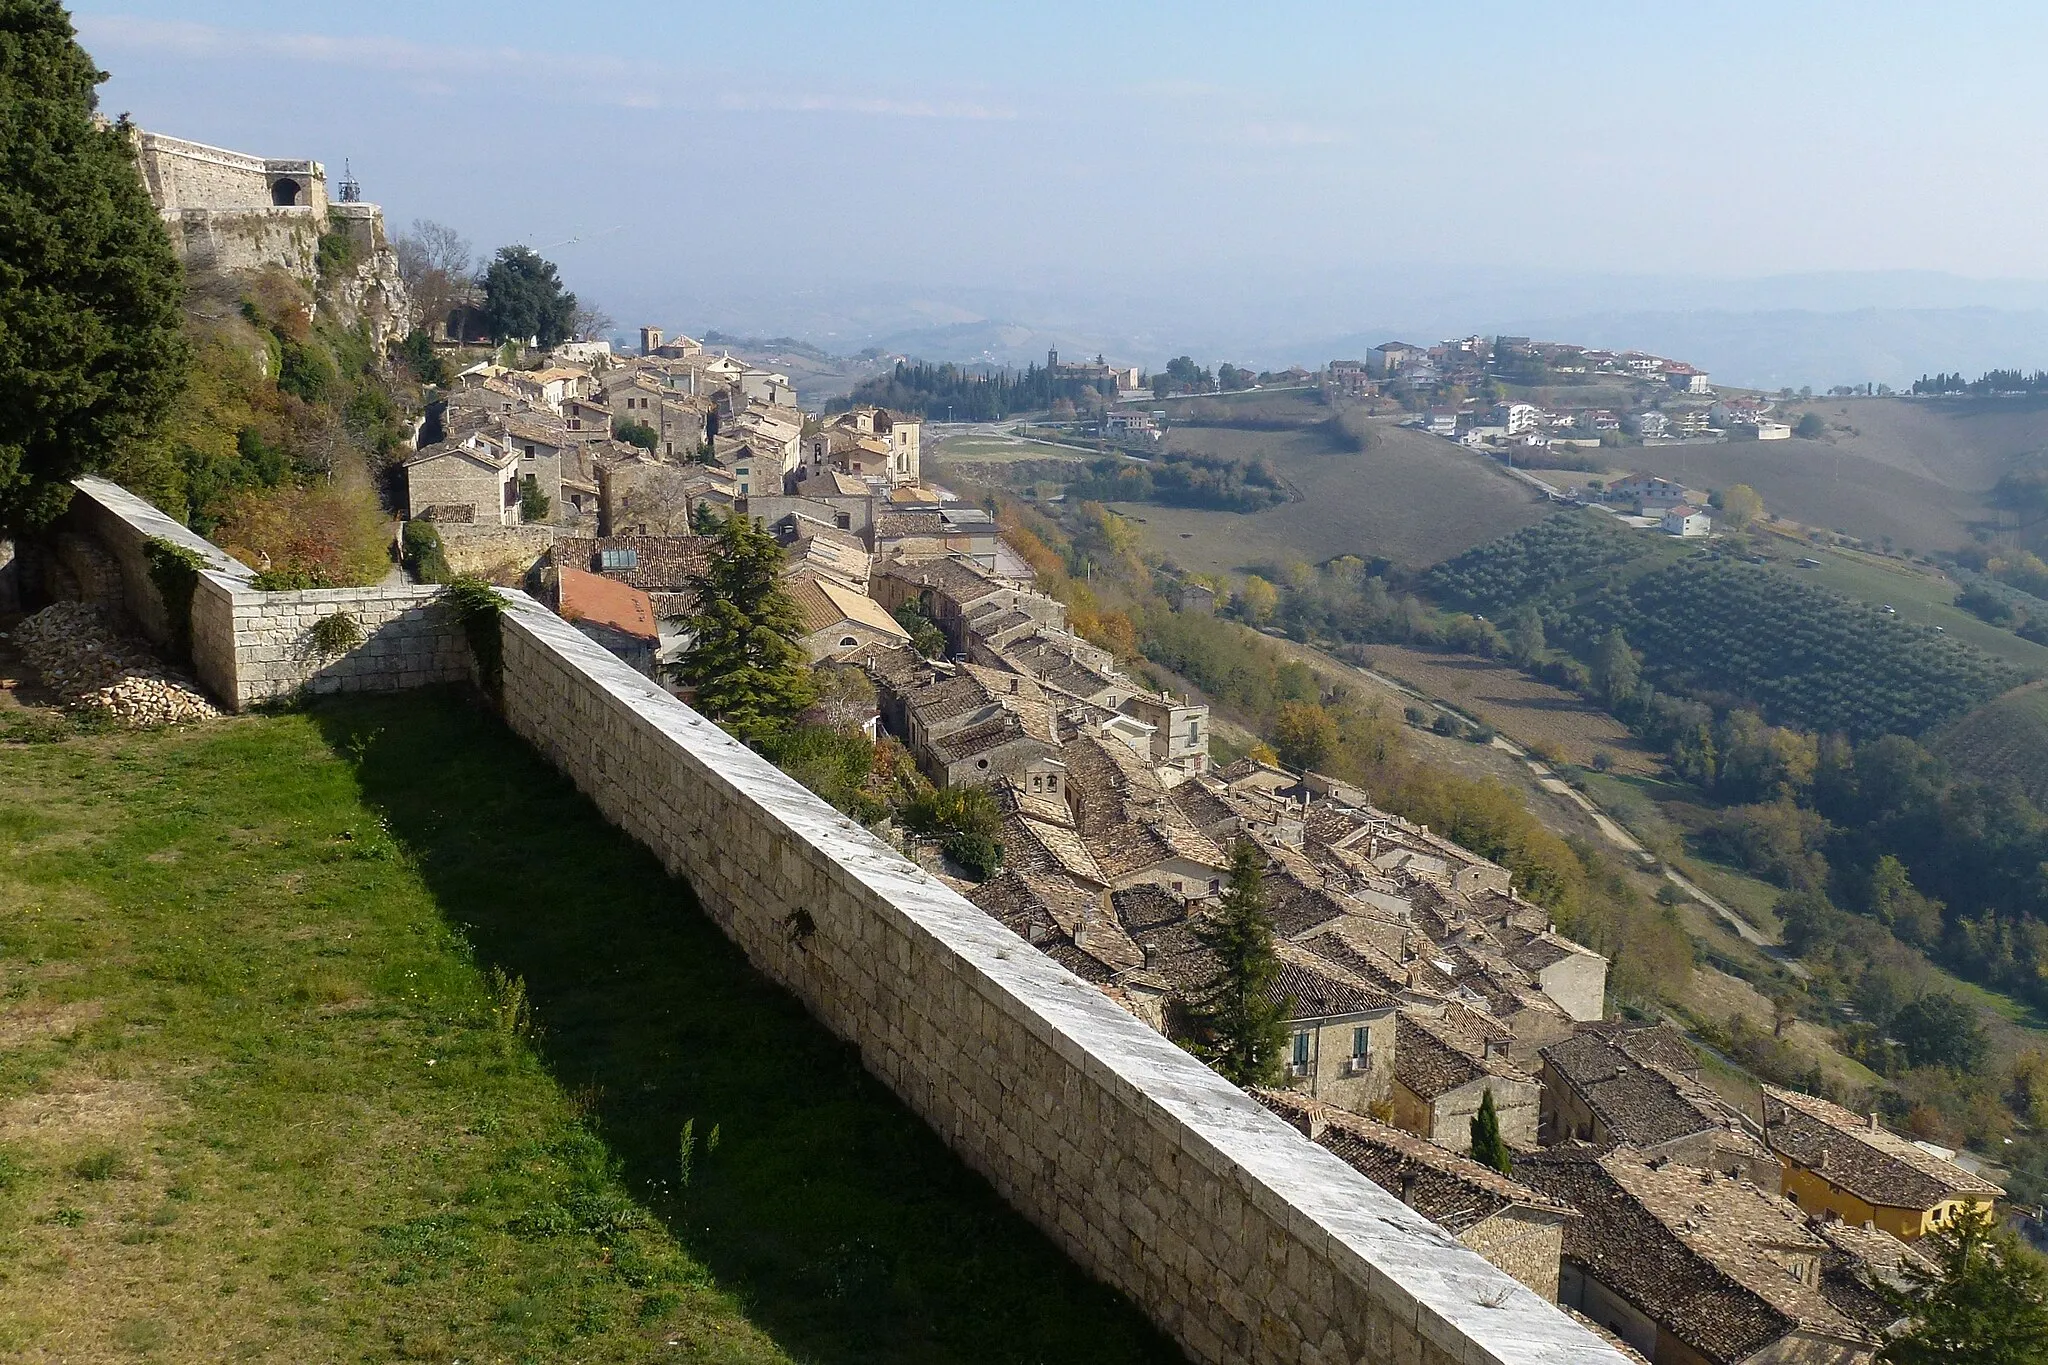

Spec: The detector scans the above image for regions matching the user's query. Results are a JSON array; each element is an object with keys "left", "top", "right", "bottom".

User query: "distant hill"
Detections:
[{"left": 693, "top": 333, "right": 902, "bottom": 406}]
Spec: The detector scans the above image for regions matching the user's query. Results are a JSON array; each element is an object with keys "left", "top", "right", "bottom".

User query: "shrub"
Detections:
[
  {"left": 616, "top": 418, "right": 658, "bottom": 450},
  {"left": 310, "top": 611, "right": 364, "bottom": 656},
  {"left": 902, "top": 786, "right": 1005, "bottom": 880},
  {"left": 403, "top": 520, "right": 451, "bottom": 584},
  {"left": 442, "top": 576, "right": 504, "bottom": 697},
  {"left": 143, "top": 537, "right": 205, "bottom": 661}
]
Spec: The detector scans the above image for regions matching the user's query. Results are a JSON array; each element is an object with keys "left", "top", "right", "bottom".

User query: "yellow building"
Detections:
[{"left": 1761, "top": 1086, "right": 2000, "bottom": 1240}]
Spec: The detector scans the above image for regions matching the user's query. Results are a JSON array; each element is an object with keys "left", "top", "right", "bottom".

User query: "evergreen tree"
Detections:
[
  {"left": 0, "top": 0, "right": 188, "bottom": 531},
  {"left": 1193, "top": 838, "right": 1291, "bottom": 1087},
  {"left": 479, "top": 244, "right": 576, "bottom": 349},
  {"left": 688, "top": 499, "right": 724, "bottom": 536},
  {"left": 1880, "top": 1203, "right": 2048, "bottom": 1365},
  {"left": 671, "top": 512, "right": 814, "bottom": 744},
  {"left": 1469, "top": 1088, "right": 1512, "bottom": 1174}
]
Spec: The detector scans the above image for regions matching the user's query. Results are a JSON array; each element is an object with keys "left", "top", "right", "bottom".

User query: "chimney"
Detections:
[
  {"left": 1142, "top": 940, "right": 1158, "bottom": 969},
  {"left": 1869, "top": 1112, "right": 1880, "bottom": 1133}
]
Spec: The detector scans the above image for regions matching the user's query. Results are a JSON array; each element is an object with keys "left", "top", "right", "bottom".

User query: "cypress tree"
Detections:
[
  {"left": 670, "top": 512, "right": 815, "bottom": 744},
  {"left": 0, "top": 0, "right": 188, "bottom": 530},
  {"left": 1193, "top": 837, "right": 1291, "bottom": 1087},
  {"left": 1469, "top": 1088, "right": 1512, "bottom": 1174}
]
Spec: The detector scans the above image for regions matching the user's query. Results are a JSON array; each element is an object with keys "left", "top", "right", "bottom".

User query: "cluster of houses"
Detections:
[
  {"left": 400, "top": 326, "right": 1992, "bottom": 1365},
  {"left": 399, "top": 325, "right": 1021, "bottom": 672},
  {"left": 823, "top": 518, "right": 1993, "bottom": 1364},
  {"left": 1321, "top": 336, "right": 1794, "bottom": 457}
]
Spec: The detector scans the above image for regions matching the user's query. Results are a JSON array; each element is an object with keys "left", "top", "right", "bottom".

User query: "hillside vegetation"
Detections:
[
  {"left": 1426, "top": 511, "right": 2020, "bottom": 738},
  {"left": 1936, "top": 681, "right": 2048, "bottom": 809}
]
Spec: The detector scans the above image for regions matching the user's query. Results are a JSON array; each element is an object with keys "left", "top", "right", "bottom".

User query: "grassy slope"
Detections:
[
  {"left": 0, "top": 695, "right": 1175, "bottom": 1364},
  {"left": 1108, "top": 415, "right": 1550, "bottom": 574},
  {"left": 1781, "top": 540, "right": 2048, "bottom": 673}
]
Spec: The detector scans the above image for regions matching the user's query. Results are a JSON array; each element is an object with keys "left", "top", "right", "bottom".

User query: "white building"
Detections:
[{"left": 1661, "top": 505, "right": 1712, "bottom": 537}]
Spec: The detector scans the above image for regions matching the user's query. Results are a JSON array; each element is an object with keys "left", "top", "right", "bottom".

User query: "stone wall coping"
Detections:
[
  {"left": 496, "top": 588, "right": 1627, "bottom": 1365},
  {"left": 71, "top": 477, "right": 256, "bottom": 583}
]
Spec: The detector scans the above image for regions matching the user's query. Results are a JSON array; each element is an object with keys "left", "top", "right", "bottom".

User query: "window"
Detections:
[
  {"left": 1208, "top": 878, "right": 1220, "bottom": 894},
  {"left": 1188, "top": 719, "right": 1200, "bottom": 744},
  {"left": 839, "top": 636, "right": 858, "bottom": 648},
  {"left": 1031, "top": 775, "right": 1043, "bottom": 792},
  {"left": 1292, "top": 1032, "right": 1310, "bottom": 1067},
  {"left": 1352, "top": 1027, "right": 1370, "bottom": 1060},
  {"left": 1172, "top": 880, "right": 1184, "bottom": 893}
]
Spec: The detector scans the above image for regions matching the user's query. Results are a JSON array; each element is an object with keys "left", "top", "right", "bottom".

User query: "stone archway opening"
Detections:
[{"left": 270, "top": 178, "right": 301, "bottom": 207}]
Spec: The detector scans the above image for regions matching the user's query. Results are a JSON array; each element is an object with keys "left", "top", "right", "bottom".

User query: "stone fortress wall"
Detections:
[
  {"left": 131, "top": 129, "right": 410, "bottom": 349},
  {"left": 58, "top": 477, "right": 1625, "bottom": 1365}
]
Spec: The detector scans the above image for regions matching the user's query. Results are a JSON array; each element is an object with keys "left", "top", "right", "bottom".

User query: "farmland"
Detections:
[
  {"left": 1428, "top": 510, "right": 2022, "bottom": 738},
  {"left": 1935, "top": 680, "right": 2048, "bottom": 809},
  {"left": 1107, "top": 411, "right": 1550, "bottom": 573},
  {"left": 1361, "top": 645, "right": 1662, "bottom": 774},
  {"left": 1773, "top": 539, "right": 2048, "bottom": 671},
  {"left": 1619, "top": 396, "right": 2048, "bottom": 556}
]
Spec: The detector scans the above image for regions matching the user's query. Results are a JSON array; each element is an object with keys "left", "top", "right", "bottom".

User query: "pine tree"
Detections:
[
  {"left": 479, "top": 244, "right": 576, "bottom": 349},
  {"left": 1879, "top": 1203, "right": 2048, "bottom": 1365},
  {"left": 0, "top": 0, "right": 189, "bottom": 531},
  {"left": 1192, "top": 838, "right": 1291, "bottom": 1087},
  {"left": 670, "top": 512, "right": 814, "bottom": 744},
  {"left": 1469, "top": 1088, "right": 1511, "bottom": 1174}
]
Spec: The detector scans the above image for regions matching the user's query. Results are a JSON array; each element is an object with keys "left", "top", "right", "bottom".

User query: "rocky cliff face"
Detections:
[
  {"left": 168, "top": 203, "right": 412, "bottom": 356},
  {"left": 319, "top": 205, "right": 411, "bottom": 355}
]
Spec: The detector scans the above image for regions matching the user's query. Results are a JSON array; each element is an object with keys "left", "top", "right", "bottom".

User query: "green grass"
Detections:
[
  {"left": 0, "top": 692, "right": 1177, "bottom": 1364},
  {"left": 1789, "top": 542, "right": 2048, "bottom": 672}
]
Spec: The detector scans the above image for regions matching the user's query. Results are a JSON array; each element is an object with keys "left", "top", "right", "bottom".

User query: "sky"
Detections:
[{"left": 68, "top": 2, "right": 2048, "bottom": 378}]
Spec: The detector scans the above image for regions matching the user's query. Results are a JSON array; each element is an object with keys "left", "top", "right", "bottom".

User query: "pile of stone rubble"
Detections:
[{"left": 5, "top": 602, "right": 221, "bottom": 726}]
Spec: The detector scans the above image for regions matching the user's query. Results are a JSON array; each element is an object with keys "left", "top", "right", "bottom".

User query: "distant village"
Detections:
[{"left": 403, "top": 323, "right": 1999, "bottom": 1365}]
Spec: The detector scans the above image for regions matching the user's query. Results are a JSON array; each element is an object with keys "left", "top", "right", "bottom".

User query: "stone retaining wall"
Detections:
[
  {"left": 190, "top": 574, "right": 470, "bottom": 709},
  {"left": 66, "top": 476, "right": 254, "bottom": 647},
  {"left": 68, "top": 478, "right": 466, "bottom": 709},
  {"left": 494, "top": 593, "right": 1620, "bottom": 1365}
]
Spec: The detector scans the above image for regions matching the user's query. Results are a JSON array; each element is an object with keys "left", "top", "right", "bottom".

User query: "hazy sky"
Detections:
[{"left": 68, "top": 2, "right": 2048, "bottom": 370}]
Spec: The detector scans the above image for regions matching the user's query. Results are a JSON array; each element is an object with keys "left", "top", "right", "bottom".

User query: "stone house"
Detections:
[
  {"left": 1391, "top": 1009, "right": 1541, "bottom": 1155},
  {"left": 554, "top": 567, "right": 658, "bottom": 676},
  {"left": 784, "top": 570, "right": 912, "bottom": 662},
  {"left": 1539, "top": 1027, "right": 1779, "bottom": 1188},
  {"left": 1259, "top": 1090, "right": 1574, "bottom": 1301},
  {"left": 1118, "top": 690, "right": 1211, "bottom": 783},
  {"left": 873, "top": 558, "right": 1065, "bottom": 658},
  {"left": 891, "top": 664, "right": 1061, "bottom": 789},
  {"left": 1267, "top": 942, "right": 1398, "bottom": 1115},
  {"left": 1761, "top": 1086, "right": 2002, "bottom": 1240},
  {"left": 404, "top": 432, "right": 519, "bottom": 525},
  {"left": 1516, "top": 1147, "right": 1881, "bottom": 1365}
]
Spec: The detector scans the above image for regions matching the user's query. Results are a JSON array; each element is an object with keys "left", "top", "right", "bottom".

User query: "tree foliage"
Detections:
[
  {"left": 1274, "top": 701, "right": 1337, "bottom": 774},
  {"left": 479, "top": 245, "right": 576, "bottom": 349},
  {"left": 1469, "top": 1089, "right": 1512, "bottom": 1174},
  {"left": 1879, "top": 1203, "right": 2048, "bottom": 1365},
  {"left": 0, "top": 0, "right": 189, "bottom": 530},
  {"left": 671, "top": 513, "right": 815, "bottom": 744},
  {"left": 1192, "top": 838, "right": 1291, "bottom": 1087}
]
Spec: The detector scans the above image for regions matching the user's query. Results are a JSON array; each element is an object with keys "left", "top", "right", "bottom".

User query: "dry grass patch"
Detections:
[{"left": 1364, "top": 645, "right": 1661, "bottom": 773}]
